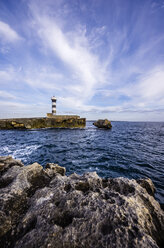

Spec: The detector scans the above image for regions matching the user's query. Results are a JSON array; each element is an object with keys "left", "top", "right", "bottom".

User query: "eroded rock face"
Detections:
[
  {"left": 93, "top": 119, "right": 112, "bottom": 129},
  {"left": 0, "top": 156, "right": 163, "bottom": 248}
]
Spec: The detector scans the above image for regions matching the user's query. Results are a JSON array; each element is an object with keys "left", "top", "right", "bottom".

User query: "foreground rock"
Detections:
[
  {"left": 93, "top": 119, "right": 112, "bottom": 129},
  {"left": 0, "top": 156, "right": 164, "bottom": 248}
]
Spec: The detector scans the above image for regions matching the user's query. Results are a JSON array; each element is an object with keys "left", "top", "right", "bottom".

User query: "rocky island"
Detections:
[
  {"left": 0, "top": 115, "right": 86, "bottom": 129},
  {"left": 0, "top": 156, "right": 163, "bottom": 248},
  {"left": 93, "top": 119, "right": 112, "bottom": 129}
]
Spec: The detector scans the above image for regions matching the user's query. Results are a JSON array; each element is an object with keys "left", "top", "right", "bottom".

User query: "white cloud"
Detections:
[
  {"left": 2, "top": 66, "right": 19, "bottom": 79},
  {"left": 0, "top": 21, "right": 21, "bottom": 43},
  {"left": 0, "top": 100, "right": 26, "bottom": 108},
  {"left": 0, "top": 100, "right": 49, "bottom": 119},
  {"left": 0, "top": 90, "right": 18, "bottom": 100},
  {"left": 59, "top": 96, "right": 122, "bottom": 113},
  {"left": 101, "top": 67, "right": 164, "bottom": 114},
  {"left": 119, "top": 67, "right": 164, "bottom": 103},
  {"left": 24, "top": 70, "right": 65, "bottom": 91},
  {"left": 137, "top": 68, "right": 164, "bottom": 101},
  {"left": 29, "top": 4, "right": 108, "bottom": 103}
]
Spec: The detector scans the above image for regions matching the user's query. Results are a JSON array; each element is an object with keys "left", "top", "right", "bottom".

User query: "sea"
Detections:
[{"left": 0, "top": 121, "right": 164, "bottom": 205}]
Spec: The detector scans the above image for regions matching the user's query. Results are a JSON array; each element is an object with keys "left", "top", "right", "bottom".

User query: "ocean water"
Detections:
[{"left": 0, "top": 121, "right": 164, "bottom": 204}]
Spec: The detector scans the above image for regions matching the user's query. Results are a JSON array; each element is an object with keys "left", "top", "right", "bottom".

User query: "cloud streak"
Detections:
[
  {"left": 28, "top": 1, "right": 108, "bottom": 102},
  {"left": 0, "top": 21, "right": 21, "bottom": 43}
]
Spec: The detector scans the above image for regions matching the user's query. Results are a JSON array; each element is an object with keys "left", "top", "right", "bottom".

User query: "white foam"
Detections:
[
  {"left": 1, "top": 146, "right": 12, "bottom": 153},
  {"left": 12, "top": 145, "right": 41, "bottom": 161}
]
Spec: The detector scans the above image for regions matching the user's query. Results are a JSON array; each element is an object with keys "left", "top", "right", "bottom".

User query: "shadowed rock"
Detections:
[
  {"left": 93, "top": 119, "right": 112, "bottom": 129},
  {"left": 0, "top": 156, "right": 163, "bottom": 248}
]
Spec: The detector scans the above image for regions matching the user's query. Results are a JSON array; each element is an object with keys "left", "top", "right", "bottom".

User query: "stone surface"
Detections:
[
  {"left": 45, "top": 163, "right": 66, "bottom": 177},
  {"left": 0, "top": 156, "right": 164, "bottom": 248},
  {"left": 0, "top": 116, "right": 86, "bottom": 129},
  {"left": 46, "top": 114, "right": 80, "bottom": 119},
  {"left": 93, "top": 119, "right": 112, "bottom": 129}
]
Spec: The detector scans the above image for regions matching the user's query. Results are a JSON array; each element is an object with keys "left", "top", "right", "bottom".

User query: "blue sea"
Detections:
[{"left": 0, "top": 121, "right": 164, "bottom": 204}]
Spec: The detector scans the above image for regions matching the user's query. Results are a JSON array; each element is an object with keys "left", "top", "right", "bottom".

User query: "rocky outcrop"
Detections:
[
  {"left": 93, "top": 119, "right": 112, "bottom": 129},
  {"left": 0, "top": 156, "right": 163, "bottom": 248},
  {"left": 0, "top": 116, "right": 86, "bottom": 129}
]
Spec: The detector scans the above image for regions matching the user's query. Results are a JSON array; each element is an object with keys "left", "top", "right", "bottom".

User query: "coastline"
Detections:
[{"left": 0, "top": 156, "right": 163, "bottom": 248}]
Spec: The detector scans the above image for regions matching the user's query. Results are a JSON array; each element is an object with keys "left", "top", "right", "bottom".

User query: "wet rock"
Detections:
[
  {"left": 0, "top": 156, "right": 164, "bottom": 248},
  {"left": 93, "top": 119, "right": 112, "bottom": 129}
]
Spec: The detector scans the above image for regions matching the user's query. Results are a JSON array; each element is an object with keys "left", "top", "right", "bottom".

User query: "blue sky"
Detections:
[{"left": 0, "top": 0, "right": 164, "bottom": 120}]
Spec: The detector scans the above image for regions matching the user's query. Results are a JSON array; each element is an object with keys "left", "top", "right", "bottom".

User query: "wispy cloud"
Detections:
[
  {"left": 0, "top": 20, "right": 21, "bottom": 43},
  {"left": 28, "top": 1, "right": 108, "bottom": 103},
  {"left": 112, "top": 67, "right": 164, "bottom": 107},
  {"left": 0, "top": 90, "right": 18, "bottom": 100}
]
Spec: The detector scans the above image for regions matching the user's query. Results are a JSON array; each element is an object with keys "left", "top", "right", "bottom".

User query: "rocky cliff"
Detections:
[{"left": 0, "top": 156, "right": 163, "bottom": 248}]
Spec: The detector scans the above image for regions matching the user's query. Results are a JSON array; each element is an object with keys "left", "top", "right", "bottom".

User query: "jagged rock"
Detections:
[
  {"left": 137, "top": 178, "right": 155, "bottom": 196},
  {"left": 0, "top": 156, "right": 23, "bottom": 173},
  {"left": 45, "top": 163, "right": 66, "bottom": 177},
  {"left": 0, "top": 156, "right": 163, "bottom": 248},
  {"left": 93, "top": 119, "right": 112, "bottom": 129}
]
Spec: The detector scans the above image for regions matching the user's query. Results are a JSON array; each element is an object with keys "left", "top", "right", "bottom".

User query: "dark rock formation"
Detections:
[
  {"left": 0, "top": 156, "right": 164, "bottom": 248},
  {"left": 93, "top": 119, "right": 112, "bottom": 129},
  {"left": 0, "top": 116, "right": 86, "bottom": 129}
]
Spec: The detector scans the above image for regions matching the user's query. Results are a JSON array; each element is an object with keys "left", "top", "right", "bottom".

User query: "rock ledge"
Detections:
[{"left": 0, "top": 156, "right": 163, "bottom": 248}]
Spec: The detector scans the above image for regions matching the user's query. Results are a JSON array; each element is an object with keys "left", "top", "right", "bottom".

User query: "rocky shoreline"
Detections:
[
  {"left": 0, "top": 156, "right": 164, "bottom": 248},
  {"left": 0, "top": 116, "right": 86, "bottom": 129}
]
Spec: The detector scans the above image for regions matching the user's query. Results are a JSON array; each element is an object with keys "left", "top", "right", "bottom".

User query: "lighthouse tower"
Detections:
[{"left": 51, "top": 96, "right": 57, "bottom": 115}]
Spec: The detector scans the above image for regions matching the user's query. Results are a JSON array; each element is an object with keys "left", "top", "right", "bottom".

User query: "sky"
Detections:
[{"left": 0, "top": 0, "right": 164, "bottom": 121}]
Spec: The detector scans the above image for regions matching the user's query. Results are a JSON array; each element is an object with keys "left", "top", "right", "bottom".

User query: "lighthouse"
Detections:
[{"left": 51, "top": 96, "right": 57, "bottom": 115}]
